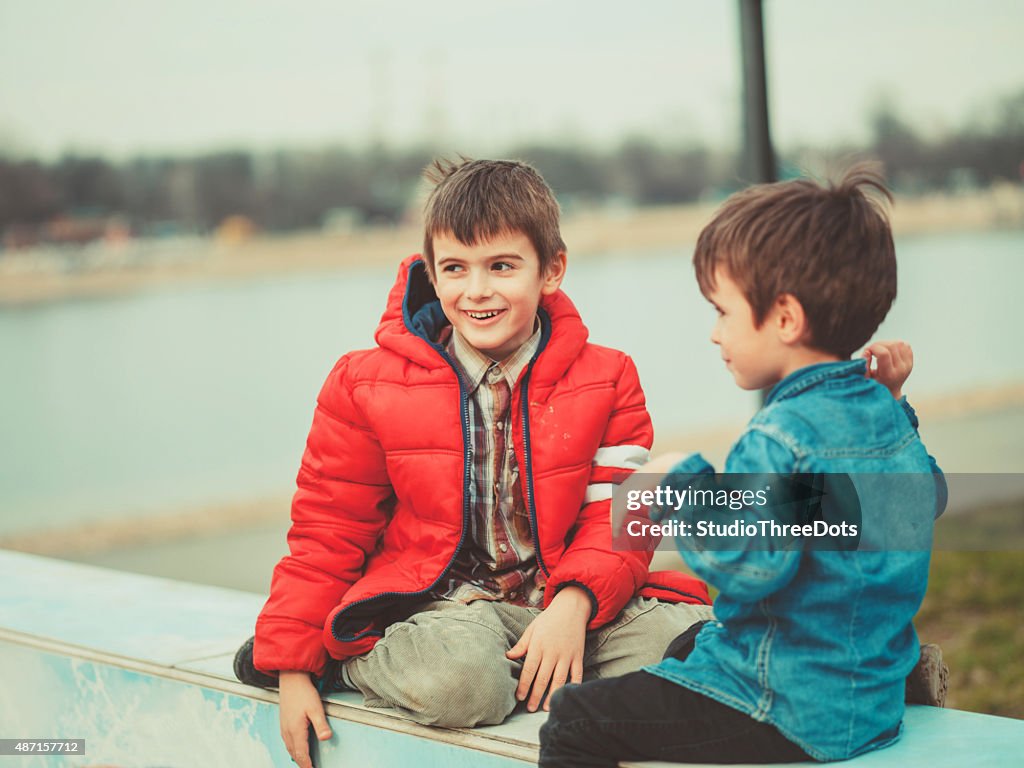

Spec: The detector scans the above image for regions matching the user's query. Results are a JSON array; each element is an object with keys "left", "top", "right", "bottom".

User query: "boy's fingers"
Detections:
[
  {"left": 897, "top": 343, "right": 913, "bottom": 371},
  {"left": 309, "top": 707, "right": 332, "bottom": 741},
  {"left": 280, "top": 713, "right": 314, "bottom": 768},
  {"left": 873, "top": 350, "right": 894, "bottom": 378},
  {"left": 281, "top": 723, "right": 295, "bottom": 753},
  {"left": 281, "top": 730, "right": 292, "bottom": 760},
  {"left": 570, "top": 654, "right": 584, "bottom": 685},
  {"left": 543, "top": 661, "right": 571, "bottom": 711},
  {"left": 871, "top": 345, "right": 893, "bottom": 365},
  {"left": 527, "top": 656, "right": 556, "bottom": 712},
  {"left": 507, "top": 624, "right": 532, "bottom": 660},
  {"left": 516, "top": 650, "right": 539, "bottom": 701},
  {"left": 865, "top": 341, "right": 898, "bottom": 361},
  {"left": 288, "top": 726, "right": 312, "bottom": 768}
]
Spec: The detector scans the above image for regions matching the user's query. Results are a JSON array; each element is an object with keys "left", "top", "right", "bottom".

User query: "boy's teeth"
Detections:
[{"left": 469, "top": 310, "right": 499, "bottom": 319}]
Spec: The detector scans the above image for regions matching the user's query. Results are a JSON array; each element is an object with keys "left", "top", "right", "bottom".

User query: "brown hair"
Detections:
[
  {"left": 422, "top": 157, "right": 566, "bottom": 281},
  {"left": 693, "top": 163, "right": 897, "bottom": 358}
]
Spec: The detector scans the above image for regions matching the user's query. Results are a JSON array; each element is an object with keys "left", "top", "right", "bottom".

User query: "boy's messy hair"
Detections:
[
  {"left": 693, "top": 163, "right": 897, "bottom": 359},
  {"left": 422, "top": 157, "right": 566, "bottom": 281}
]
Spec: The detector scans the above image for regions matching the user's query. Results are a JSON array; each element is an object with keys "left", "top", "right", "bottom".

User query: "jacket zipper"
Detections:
[
  {"left": 331, "top": 342, "right": 473, "bottom": 638},
  {"left": 518, "top": 359, "right": 549, "bottom": 578}
]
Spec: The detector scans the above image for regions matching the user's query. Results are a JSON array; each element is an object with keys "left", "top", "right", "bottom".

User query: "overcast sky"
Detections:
[{"left": 1, "top": 0, "right": 1021, "bottom": 158}]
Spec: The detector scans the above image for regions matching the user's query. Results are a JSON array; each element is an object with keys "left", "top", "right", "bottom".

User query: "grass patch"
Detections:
[{"left": 917, "top": 499, "right": 1024, "bottom": 718}]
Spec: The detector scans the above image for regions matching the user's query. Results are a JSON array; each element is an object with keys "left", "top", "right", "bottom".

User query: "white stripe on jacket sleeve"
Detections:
[
  {"left": 592, "top": 444, "right": 651, "bottom": 469},
  {"left": 583, "top": 483, "right": 614, "bottom": 504}
]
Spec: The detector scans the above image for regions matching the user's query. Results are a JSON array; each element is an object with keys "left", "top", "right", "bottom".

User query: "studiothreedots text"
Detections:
[{"left": 625, "top": 516, "right": 859, "bottom": 539}]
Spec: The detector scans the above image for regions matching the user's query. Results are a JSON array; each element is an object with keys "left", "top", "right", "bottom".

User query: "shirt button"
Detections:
[
  {"left": 499, "top": 543, "right": 508, "bottom": 553},
  {"left": 496, "top": 422, "right": 504, "bottom": 431},
  {"left": 509, "top": 590, "right": 518, "bottom": 599}
]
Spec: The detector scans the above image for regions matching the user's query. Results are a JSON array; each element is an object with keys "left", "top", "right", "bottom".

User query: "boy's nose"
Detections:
[{"left": 466, "top": 271, "right": 493, "bottom": 299}]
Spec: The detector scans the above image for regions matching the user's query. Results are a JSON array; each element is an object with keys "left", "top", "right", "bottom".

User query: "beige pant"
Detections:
[{"left": 344, "top": 596, "right": 714, "bottom": 728}]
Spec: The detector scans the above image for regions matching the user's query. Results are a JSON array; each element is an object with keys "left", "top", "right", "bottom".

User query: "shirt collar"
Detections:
[
  {"left": 448, "top": 319, "right": 542, "bottom": 392},
  {"left": 765, "top": 359, "right": 868, "bottom": 404}
]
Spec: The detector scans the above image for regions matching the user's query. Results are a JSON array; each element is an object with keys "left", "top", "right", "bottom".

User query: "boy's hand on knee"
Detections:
[
  {"left": 279, "top": 671, "right": 333, "bottom": 768},
  {"left": 863, "top": 340, "right": 914, "bottom": 399},
  {"left": 507, "top": 586, "right": 589, "bottom": 712}
]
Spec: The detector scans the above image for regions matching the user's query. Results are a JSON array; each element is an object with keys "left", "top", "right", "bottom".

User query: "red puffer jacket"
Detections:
[{"left": 255, "top": 256, "right": 709, "bottom": 676}]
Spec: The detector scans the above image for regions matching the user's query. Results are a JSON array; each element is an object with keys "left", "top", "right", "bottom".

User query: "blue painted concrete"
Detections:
[
  {"left": 0, "top": 550, "right": 541, "bottom": 766},
  {"left": 1, "top": 550, "right": 1022, "bottom": 767},
  {"left": 0, "top": 641, "right": 533, "bottom": 767},
  {"left": 0, "top": 548, "right": 264, "bottom": 665},
  {"left": 0, "top": 642, "right": 289, "bottom": 767}
]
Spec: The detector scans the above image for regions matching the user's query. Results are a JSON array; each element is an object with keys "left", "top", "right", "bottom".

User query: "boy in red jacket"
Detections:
[{"left": 235, "top": 158, "right": 712, "bottom": 768}]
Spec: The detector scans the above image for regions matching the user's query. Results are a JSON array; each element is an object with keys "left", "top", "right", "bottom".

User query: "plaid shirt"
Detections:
[{"left": 433, "top": 322, "right": 546, "bottom": 607}]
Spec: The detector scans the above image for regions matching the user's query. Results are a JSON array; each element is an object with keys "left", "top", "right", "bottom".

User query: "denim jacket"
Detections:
[{"left": 646, "top": 360, "right": 946, "bottom": 761}]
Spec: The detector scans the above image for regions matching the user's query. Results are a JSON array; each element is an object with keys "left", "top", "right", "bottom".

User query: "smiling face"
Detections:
[
  {"left": 706, "top": 266, "right": 789, "bottom": 391},
  {"left": 431, "top": 230, "right": 566, "bottom": 361}
]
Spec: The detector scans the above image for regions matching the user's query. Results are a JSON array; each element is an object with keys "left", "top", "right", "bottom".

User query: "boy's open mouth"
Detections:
[{"left": 463, "top": 309, "right": 506, "bottom": 322}]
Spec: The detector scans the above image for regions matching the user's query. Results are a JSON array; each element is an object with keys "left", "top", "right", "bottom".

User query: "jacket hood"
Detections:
[{"left": 374, "top": 255, "right": 590, "bottom": 387}]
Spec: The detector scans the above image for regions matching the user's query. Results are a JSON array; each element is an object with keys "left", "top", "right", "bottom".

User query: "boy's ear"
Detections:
[
  {"left": 541, "top": 251, "right": 567, "bottom": 295},
  {"left": 773, "top": 293, "right": 809, "bottom": 345}
]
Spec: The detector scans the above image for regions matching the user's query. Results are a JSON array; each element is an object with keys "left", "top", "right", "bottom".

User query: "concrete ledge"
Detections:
[
  {"left": 1, "top": 550, "right": 1021, "bottom": 767},
  {"left": 0, "top": 550, "right": 542, "bottom": 766}
]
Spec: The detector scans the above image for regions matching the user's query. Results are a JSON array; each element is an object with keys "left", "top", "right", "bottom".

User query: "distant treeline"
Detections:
[{"left": 1, "top": 89, "right": 1022, "bottom": 241}]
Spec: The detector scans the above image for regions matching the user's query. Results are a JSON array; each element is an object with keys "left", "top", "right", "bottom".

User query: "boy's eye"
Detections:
[
  {"left": 491, "top": 261, "right": 514, "bottom": 272},
  {"left": 441, "top": 264, "right": 464, "bottom": 273}
]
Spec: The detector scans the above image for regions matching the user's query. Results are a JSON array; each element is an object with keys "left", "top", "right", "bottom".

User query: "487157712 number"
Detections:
[{"left": 0, "top": 739, "right": 85, "bottom": 755}]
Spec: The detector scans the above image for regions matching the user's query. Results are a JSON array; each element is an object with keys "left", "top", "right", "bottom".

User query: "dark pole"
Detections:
[
  {"left": 739, "top": 0, "right": 776, "bottom": 183},
  {"left": 739, "top": 0, "right": 777, "bottom": 406}
]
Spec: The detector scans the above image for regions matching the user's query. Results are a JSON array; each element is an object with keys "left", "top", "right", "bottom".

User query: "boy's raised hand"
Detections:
[
  {"left": 506, "top": 585, "right": 591, "bottom": 712},
  {"left": 863, "top": 340, "right": 914, "bottom": 399},
  {"left": 278, "top": 671, "right": 333, "bottom": 768}
]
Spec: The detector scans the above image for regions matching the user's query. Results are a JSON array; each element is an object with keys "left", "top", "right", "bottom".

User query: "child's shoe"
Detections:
[
  {"left": 662, "top": 620, "right": 710, "bottom": 662},
  {"left": 905, "top": 643, "right": 949, "bottom": 707},
  {"left": 320, "top": 656, "right": 358, "bottom": 693},
  {"left": 233, "top": 635, "right": 278, "bottom": 689}
]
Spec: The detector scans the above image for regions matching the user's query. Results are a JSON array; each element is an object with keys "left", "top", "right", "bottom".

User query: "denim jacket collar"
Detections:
[{"left": 765, "top": 359, "right": 867, "bottom": 405}]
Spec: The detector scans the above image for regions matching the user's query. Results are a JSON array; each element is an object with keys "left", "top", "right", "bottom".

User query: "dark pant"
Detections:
[{"left": 539, "top": 622, "right": 811, "bottom": 766}]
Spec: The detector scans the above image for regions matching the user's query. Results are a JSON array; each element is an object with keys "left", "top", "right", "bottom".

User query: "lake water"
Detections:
[{"left": 1, "top": 229, "right": 1022, "bottom": 535}]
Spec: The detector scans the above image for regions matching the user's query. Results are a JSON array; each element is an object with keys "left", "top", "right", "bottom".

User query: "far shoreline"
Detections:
[{"left": 1, "top": 186, "right": 1022, "bottom": 308}]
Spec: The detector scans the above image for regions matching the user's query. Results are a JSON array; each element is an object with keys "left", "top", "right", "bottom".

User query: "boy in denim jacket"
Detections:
[{"left": 540, "top": 165, "right": 946, "bottom": 765}]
